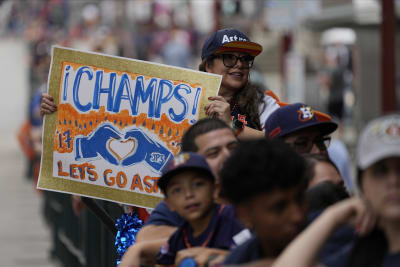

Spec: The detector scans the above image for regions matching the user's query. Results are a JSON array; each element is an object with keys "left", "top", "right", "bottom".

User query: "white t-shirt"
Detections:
[{"left": 259, "top": 94, "right": 280, "bottom": 130}]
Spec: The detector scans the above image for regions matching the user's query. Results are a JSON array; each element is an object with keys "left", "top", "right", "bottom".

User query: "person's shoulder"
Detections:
[
  {"left": 321, "top": 242, "right": 353, "bottom": 267},
  {"left": 382, "top": 252, "right": 400, "bottom": 267},
  {"left": 157, "top": 222, "right": 188, "bottom": 265},
  {"left": 144, "top": 200, "right": 184, "bottom": 227},
  {"left": 264, "top": 90, "right": 280, "bottom": 102},
  {"left": 223, "top": 235, "right": 261, "bottom": 264},
  {"left": 212, "top": 205, "right": 246, "bottom": 247},
  {"left": 259, "top": 91, "right": 283, "bottom": 129},
  {"left": 217, "top": 204, "right": 235, "bottom": 217},
  {"left": 216, "top": 205, "right": 243, "bottom": 228}
]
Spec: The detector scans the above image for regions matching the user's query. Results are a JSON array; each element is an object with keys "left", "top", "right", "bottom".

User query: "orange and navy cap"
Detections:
[
  {"left": 158, "top": 152, "right": 215, "bottom": 193},
  {"left": 201, "top": 28, "right": 263, "bottom": 60},
  {"left": 264, "top": 103, "right": 338, "bottom": 139}
]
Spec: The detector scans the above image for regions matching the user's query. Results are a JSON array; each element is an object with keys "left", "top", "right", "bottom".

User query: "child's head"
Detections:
[
  {"left": 220, "top": 139, "right": 308, "bottom": 256},
  {"left": 303, "top": 153, "right": 343, "bottom": 189},
  {"left": 158, "top": 153, "right": 216, "bottom": 223}
]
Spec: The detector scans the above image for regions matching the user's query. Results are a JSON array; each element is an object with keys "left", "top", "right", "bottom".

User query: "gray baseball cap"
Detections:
[{"left": 357, "top": 114, "right": 400, "bottom": 170}]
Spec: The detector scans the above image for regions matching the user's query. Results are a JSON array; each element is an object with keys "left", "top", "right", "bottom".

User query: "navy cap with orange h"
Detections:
[
  {"left": 201, "top": 28, "right": 263, "bottom": 60},
  {"left": 158, "top": 152, "right": 215, "bottom": 193},
  {"left": 264, "top": 103, "right": 338, "bottom": 139}
]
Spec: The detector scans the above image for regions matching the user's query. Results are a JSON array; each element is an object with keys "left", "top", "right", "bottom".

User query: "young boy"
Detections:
[
  {"left": 156, "top": 152, "right": 244, "bottom": 266},
  {"left": 220, "top": 139, "right": 308, "bottom": 264}
]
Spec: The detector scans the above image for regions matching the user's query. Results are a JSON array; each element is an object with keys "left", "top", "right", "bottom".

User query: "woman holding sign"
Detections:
[
  {"left": 41, "top": 28, "right": 281, "bottom": 138},
  {"left": 200, "top": 28, "right": 281, "bottom": 138}
]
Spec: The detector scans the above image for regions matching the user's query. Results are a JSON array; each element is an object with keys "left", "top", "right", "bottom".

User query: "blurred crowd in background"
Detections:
[
  {"left": 0, "top": 1, "right": 398, "bottom": 266},
  {"left": 2, "top": 0, "right": 395, "bottom": 209}
]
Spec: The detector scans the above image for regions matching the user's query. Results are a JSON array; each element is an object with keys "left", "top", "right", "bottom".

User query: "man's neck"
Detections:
[
  {"left": 381, "top": 220, "right": 400, "bottom": 253},
  {"left": 259, "top": 239, "right": 283, "bottom": 259},
  {"left": 188, "top": 206, "right": 215, "bottom": 238}
]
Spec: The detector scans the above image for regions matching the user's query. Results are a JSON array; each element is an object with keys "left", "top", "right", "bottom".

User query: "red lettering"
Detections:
[
  {"left": 143, "top": 176, "right": 154, "bottom": 193},
  {"left": 57, "top": 161, "right": 69, "bottom": 176},
  {"left": 153, "top": 177, "right": 160, "bottom": 193},
  {"left": 130, "top": 174, "right": 143, "bottom": 191},
  {"left": 87, "top": 164, "right": 98, "bottom": 181},
  {"left": 70, "top": 164, "right": 80, "bottom": 179},
  {"left": 104, "top": 169, "right": 115, "bottom": 186},
  {"left": 116, "top": 171, "right": 127, "bottom": 188}
]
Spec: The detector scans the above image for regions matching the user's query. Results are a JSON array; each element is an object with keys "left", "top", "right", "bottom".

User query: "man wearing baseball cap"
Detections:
[{"left": 264, "top": 103, "right": 338, "bottom": 155}]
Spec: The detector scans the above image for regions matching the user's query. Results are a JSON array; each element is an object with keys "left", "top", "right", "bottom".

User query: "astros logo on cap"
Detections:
[
  {"left": 386, "top": 123, "right": 400, "bottom": 137},
  {"left": 172, "top": 153, "right": 190, "bottom": 167},
  {"left": 298, "top": 106, "right": 314, "bottom": 122},
  {"left": 221, "top": 34, "right": 249, "bottom": 44}
]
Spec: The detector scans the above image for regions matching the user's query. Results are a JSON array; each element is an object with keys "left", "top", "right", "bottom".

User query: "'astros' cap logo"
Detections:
[
  {"left": 298, "top": 106, "right": 314, "bottom": 122},
  {"left": 171, "top": 153, "right": 190, "bottom": 167},
  {"left": 221, "top": 34, "right": 249, "bottom": 44},
  {"left": 385, "top": 123, "right": 400, "bottom": 137}
]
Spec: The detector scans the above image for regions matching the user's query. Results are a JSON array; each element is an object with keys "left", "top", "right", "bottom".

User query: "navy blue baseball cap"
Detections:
[
  {"left": 158, "top": 152, "right": 215, "bottom": 192},
  {"left": 265, "top": 103, "right": 338, "bottom": 138},
  {"left": 201, "top": 28, "right": 263, "bottom": 60}
]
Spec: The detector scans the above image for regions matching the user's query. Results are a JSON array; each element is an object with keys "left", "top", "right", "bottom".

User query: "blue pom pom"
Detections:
[{"left": 115, "top": 212, "right": 143, "bottom": 265}]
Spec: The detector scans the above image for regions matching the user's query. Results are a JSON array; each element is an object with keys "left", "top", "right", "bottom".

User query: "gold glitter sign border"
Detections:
[{"left": 37, "top": 46, "right": 221, "bottom": 208}]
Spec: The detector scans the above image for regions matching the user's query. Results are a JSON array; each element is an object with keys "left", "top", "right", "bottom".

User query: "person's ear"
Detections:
[
  {"left": 213, "top": 182, "right": 220, "bottom": 201},
  {"left": 205, "top": 59, "right": 213, "bottom": 72},
  {"left": 164, "top": 197, "right": 176, "bottom": 212},
  {"left": 235, "top": 203, "right": 253, "bottom": 229}
]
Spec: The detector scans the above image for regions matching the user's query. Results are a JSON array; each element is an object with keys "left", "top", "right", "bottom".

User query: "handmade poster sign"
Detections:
[{"left": 38, "top": 46, "right": 221, "bottom": 208}]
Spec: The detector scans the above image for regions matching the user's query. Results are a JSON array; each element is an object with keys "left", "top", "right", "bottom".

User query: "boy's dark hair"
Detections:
[
  {"left": 344, "top": 168, "right": 389, "bottom": 267},
  {"left": 181, "top": 118, "right": 233, "bottom": 152},
  {"left": 220, "top": 139, "right": 307, "bottom": 205},
  {"left": 346, "top": 227, "right": 387, "bottom": 267},
  {"left": 306, "top": 181, "right": 349, "bottom": 212}
]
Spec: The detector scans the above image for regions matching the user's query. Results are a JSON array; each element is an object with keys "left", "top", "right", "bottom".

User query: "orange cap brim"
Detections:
[{"left": 215, "top": 41, "right": 263, "bottom": 57}]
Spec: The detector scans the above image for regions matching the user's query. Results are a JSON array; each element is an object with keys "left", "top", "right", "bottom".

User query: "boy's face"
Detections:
[
  {"left": 237, "top": 187, "right": 306, "bottom": 255},
  {"left": 165, "top": 170, "right": 215, "bottom": 223}
]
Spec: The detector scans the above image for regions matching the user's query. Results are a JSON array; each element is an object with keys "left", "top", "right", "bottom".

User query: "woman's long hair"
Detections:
[
  {"left": 346, "top": 227, "right": 387, "bottom": 267},
  {"left": 199, "top": 58, "right": 266, "bottom": 130},
  {"left": 346, "top": 169, "right": 389, "bottom": 267}
]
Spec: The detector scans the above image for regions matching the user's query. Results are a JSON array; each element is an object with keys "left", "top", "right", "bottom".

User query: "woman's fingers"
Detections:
[
  {"left": 208, "top": 96, "right": 227, "bottom": 102},
  {"left": 354, "top": 199, "right": 376, "bottom": 236},
  {"left": 205, "top": 99, "right": 231, "bottom": 124},
  {"left": 40, "top": 102, "right": 57, "bottom": 115},
  {"left": 40, "top": 93, "right": 57, "bottom": 115}
]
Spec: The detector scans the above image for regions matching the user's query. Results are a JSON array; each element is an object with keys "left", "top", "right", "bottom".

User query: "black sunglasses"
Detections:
[
  {"left": 289, "top": 136, "right": 331, "bottom": 154},
  {"left": 214, "top": 53, "right": 254, "bottom": 68}
]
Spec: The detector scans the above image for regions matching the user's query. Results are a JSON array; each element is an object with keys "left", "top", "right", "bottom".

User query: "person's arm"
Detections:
[
  {"left": 204, "top": 96, "right": 264, "bottom": 139},
  {"left": 175, "top": 247, "right": 229, "bottom": 267},
  {"left": 119, "top": 238, "right": 169, "bottom": 267},
  {"left": 119, "top": 225, "right": 177, "bottom": 267},
  {"left": 236, "top": 126, "right": 264, "bottom": 139},
  {"left": 271, "top": 198, "right": 374, "bottom": 267},
  {"left": 136, "top": 224, "right": 177, "bottom": 243}
]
